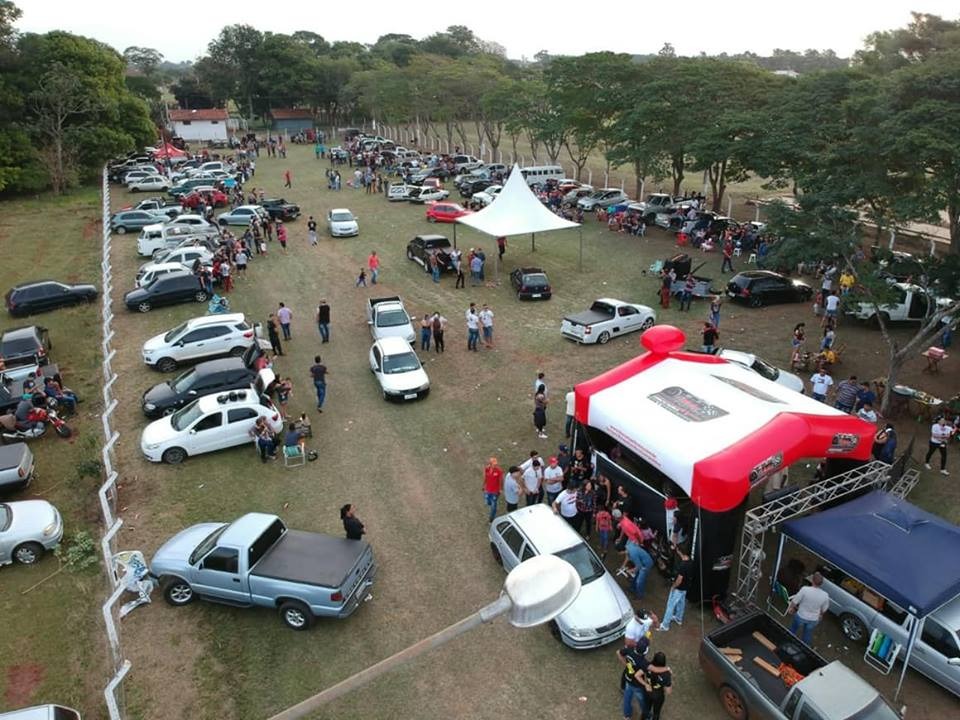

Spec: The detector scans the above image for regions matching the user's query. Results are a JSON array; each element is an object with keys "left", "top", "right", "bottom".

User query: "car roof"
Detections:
[
  {"left": 11, "top": 280, "right": 63, "bottom": 290},
  {"left": 143, "top": 262, "right": 191, "bottom": 272},
  {"left": 179, "top": 313, "right": 246, "bottom": 329},
  {"left": 517, "top": 267, "right": 545, "bottom": 274},
  {"left": 376, "top": 336, "right": 416, "bottom": 355},
  {"left": 190, "top": 357, "right": 252, "bottom": 376},
  {"left": 736, "top": 270, "right": 781, "bottom": 279},
  {"left": 415, "top": 234, "right": 449, "bottom": 243},
  {"left": 194, "top": 388, "right": 261, "bottom": 413},
  {"left": 506, "top": 504, "right": 582, "bottom": 554},
  {"left": 330, "top": 208, "right": 352, "bottom": 214}
]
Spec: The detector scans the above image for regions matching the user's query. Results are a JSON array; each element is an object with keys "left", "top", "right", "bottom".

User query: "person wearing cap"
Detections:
[
  {"left": 483, "top": 457, "right": 504, "bottom": 523},
  {"left": 543, "top": 456, "right": 565, "bottom": 504}
]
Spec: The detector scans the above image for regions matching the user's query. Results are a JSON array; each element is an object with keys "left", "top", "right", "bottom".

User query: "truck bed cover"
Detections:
[
  {"left": 251, "top": 530, "right": 368, "bottom": 588},
  {"left": 563, "top": 309, "right": 612, "bottom": 326}
]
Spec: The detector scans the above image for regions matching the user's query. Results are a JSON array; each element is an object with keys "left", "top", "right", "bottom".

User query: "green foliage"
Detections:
[{"left": 54, "top": 530, "right": 99, "bottom": 572}]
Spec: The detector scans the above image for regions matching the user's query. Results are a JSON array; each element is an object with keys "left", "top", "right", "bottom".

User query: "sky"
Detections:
[{"left": 13, "top": 1, "right": 959, "bottom": 62}]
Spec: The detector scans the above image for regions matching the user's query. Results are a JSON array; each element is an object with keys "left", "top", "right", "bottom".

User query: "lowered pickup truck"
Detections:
[
  {"left": 151, "top": 512, "right": 376, "bottom": 630},
  {"left": 700, "top": 610, "right": 899, "bottom": 720},
  {"left": 560, "top": 299, "right": 655, "bottom": 345},
  {"left": 366, "top": 296, "right": 415, "bottom": 344}
]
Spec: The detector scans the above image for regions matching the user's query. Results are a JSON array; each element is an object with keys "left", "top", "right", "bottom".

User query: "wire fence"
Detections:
[{"left": 98, "top": 166, "right": 132, "bottom": 719}]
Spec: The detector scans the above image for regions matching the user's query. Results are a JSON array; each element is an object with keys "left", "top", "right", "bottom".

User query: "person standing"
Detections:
[
  {"left": 277, "top": 302, "right": 293, "bottom": 340},
  {"left": 708, "top": 295, "right": 722, "bottom": 328},
  {"left": 267, "top": 313, "right": 284, "bottom": 356},
  {"left": 542, "top": 456, "right": 565, "bottom": 505},
  {"left": 503, "top": 466, "right": 522, "bottom": 512},
  {"left": 822, "top": 290, "right": 841, "bottom": 327},
  {"left": 340, "top": 504, "right": 365, "bottom": 540},
  {"left": 483, "top": 457, "right": 504, "bottom": 522},
  {"left": 809, "top": 368, "right": 834, "bottom": 402},
  {"left": 924, "top": 416, "right": 954, "bottom": 475},
  {"left": 552, "top": 484, "right": 579, "bottom": 527},
  {"left": 701, "top": 322, "right": 719, "bottom": 354},
  {"left": 658, "top": 545, "right": 692, "bottom": 631},
  {"left": 453, "top": 250, "right": 465, "bottom": 289},
  {"left": 479, "top": 304, "right": 495, "bottom": 348},
  {"left": 419, "top": 314, "right": 433, "bottom": 351},
  {"left": 833, "top": 375, "right": 859, "bottom": 413},
  {"left": 466, "top": 305, "right": 480, "bottom": 352},
  {"left": 679, "top": 274, "right": 695, "bottom": 312},
  {"left": 787, "top": 572, "right": 831, "bottom": 645},
  {"left": 521, "top": 459, "right": 543, "bottom": 506},
  {"left": 533, "top": 384, "right": 548, "bottom": 439},
  {"left": 309, "top": 355, "right": 328, "bottom": 412},
  {"left": 564, "top": 391, "right": 576, "bottom": 438},
  {"left": 497, "top": 236, "right": 506, "bottom": 261},
  {"left": 720, "top": 240, "right": 734, "bottom": 273},
  {"left": 624, "top": 609, "right": 657, "bottom": 649},
  {"left": 316, "top": 299, "right": 331, "bottom": 343},
  {"left": 470, "top": 252, "right": 483, "bottom": 286},
  {"left": 234, "top": 248, "right": 248, "bottom": 279},
  {"left": 641, "top": 652, "right": 673, "bottom": 720},
  {"left": 367, "top": 251, "right": 380, "bottom": 285},
  {"left": 277, "top": 221, "right": 288, "bottom": 254},
  {"left": 283, "top": 169, "right": 292, "bottom": 188},
  {"left": 431, "top": 312, "right": 446, "bottom": 353},
  {"left": 618, "top": 642, "right": 650, "bottom": 720},
  {"left": 575, "top": 479, "right": 596, "bottom": 538}
]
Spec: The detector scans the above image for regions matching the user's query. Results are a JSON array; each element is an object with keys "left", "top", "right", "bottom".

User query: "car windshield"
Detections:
[
  {"left": 170, "top": 400, "right": 204, "bottom": 431},
  {"left": 730, "top": 275, "right": 752, "bottom": 289},
  {"left": 188, "top": 525, "right": 228, "bottom": 566},
  {"left": 163, "top": 322, "right": 188, "bottom": 343},
  {"left": 523, "top": 274, "right": 548, "bottom": 287},
  {"left": 750, "top": 357, "right": 780, "bottom": 382},
  {"left": 331, "top": 212, "right": 354, "bottom": 222},
  {"left": 378, "top": 309, "right": 409, "bottom": 328},
  {"left": 170, "top": 368, "right": 198, "bottom": 393},
  {"left": 554, "top": 544, "right": 605, "bottom": 585},
  {"left": 383, "top": 351, "right": 421, "bottom": 374}
]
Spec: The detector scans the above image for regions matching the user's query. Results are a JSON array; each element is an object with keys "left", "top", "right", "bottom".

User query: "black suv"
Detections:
[
  {"left": 510, "top": 267, "right": 553, "bottom": 300},
  {"left": 5, "top": 280, "right": 98, "bottom": 316},
  {"left": 261, "top": 198, "right": 301, "bottom": 221},
  {"left": 0, "top": 326, "right": 51, "bottom": 371},
  {"left": 458, "top": 178, "right": 494, "bottom": 198},
  {"left": 124, "top": 274, "right": 207, "bottom": 313},
  {"left": 406, "top": 235, "right": 453, "bottom": 273},
  {"left": 141, "top": 356, "right": 261, "bottom": 418},
  {"left": 726, "top": 270, "right": 812, "bottom": 307}
]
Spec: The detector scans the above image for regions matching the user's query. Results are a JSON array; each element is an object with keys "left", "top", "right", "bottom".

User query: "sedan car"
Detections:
[
  {"left": 408, "top": 187, "right": 450, "bottom": 204},
  {"left": 716, "top": 348, "right": 805, "bottom": 393},
  {"left": 510, "top": 267, "right": 552, "bottom": 300},
  {"left": 0, "top": 500, "right": 63, "bottom": 566},
  {"left": 577, "top": 188, "right": 630, "bottom": 212},
  {"left": 111, "top": 209, "right": 168, "bottom": 234},
  {"left": 369, "top": 336, "right": 430, "bottom": 401},
  {"left": 726, "top": 270, "right": 813, "bottom": 308},
  {"left": 141, "top": 360, "right": 263, "bottom": 419},
  {"left": 128, "top": 175, "right": 170, "bottom": 193},
  {"left": 5, "top": 280, "right": 97, "bottom": 316},
  {"left": 471, "top": 185, "right": 502, "bottom": 208},
  {"left": 217, "top": 205, "right": 269, "bottom": 227},
  {"left": 425, "top": 202, "right": 473, "bottom": 223},
  {"left": 327, "top": 208, "right": 359, "bottom": 237},
  {"left": 123, "top": 273, "right": 207, "bottom": 313},
  {"left": 387, "top": 183, "right": 417, "bottom": 201}
]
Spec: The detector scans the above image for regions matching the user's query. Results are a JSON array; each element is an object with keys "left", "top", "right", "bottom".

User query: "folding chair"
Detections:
[{"left": 283, "top": 444, "right": 306, "bottom": 468}]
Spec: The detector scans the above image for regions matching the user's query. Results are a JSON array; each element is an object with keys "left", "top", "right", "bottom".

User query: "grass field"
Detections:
[{"left": 1, "top": 145, "right": 958, "bottom": 720}]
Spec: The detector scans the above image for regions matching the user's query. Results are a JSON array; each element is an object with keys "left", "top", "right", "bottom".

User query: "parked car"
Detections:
[
  {"left": 128, "top": 197, "right": 182, "bottom": 217},
  {"left": 450, "top": 154, "right": 482, "bottom": 172},
  {"left": 110, "top": 209, "right": 169, "bottom": 234},
  {"left": 471, "top": 185, "right": 502, "bottom": 208},
  {"left": 141, "top": 313, "right": 269, "bottom": 373},
  {"left": 560, "top": 299, "right": 655, "bottom": 345},
  {"left": 410, "top": 167, "right": 450, "bottom": 184},
  {"left": 408, "top": 186, "right": 450, "bottom": 204},
  {"left": 406, "top": 234, "right": 453, "bottom": 273},
  {"left": 140, "top": 247, "right": 213, "bottom": 275},
  {"left": 128, "top": 175, "right": 170, "bottom": 193},
  {"left": 166, "top": 214, "right": 217, "bottom": 231},
  {"left": 561, "top": 186, "right": 595, "bottom": 208},
  {"left": 0, "top": 500, "right": 63, "bottom": 565},
  {"left": 140, "top": 388, "right": 282, "bottom": 464},
  {"left": 0, "top": 444, "right": 34, "bottom": 493},
  {"left": 627, "top": 193, "right": 677, "bottom": 223},
  {"left": 0, "top": 704, "right": 81, "bottom": 719},
  {"left": 168, "top": 176, "right": 218, "bottom": 198},
  {"left": 141, "top": 356, "right": 264, "bottom": 419},
  {"left": 458, "top": 178, "right": 495, "bottom": 198},
  {"left": 5, "top": 280, "right": 97, "bottom": 317},
  {"left": 715, "top": 348, "right": 805, "bottom": 393},
  {"left": 150, "top": 512, "right": 376, "bottom": 629},
  {"left": 700, "top": 609, "right": 900, "bottom": 720},
  {"left": 387, "top": 183, "right": 417, "bottom": 201},
  {"left": 679, "top": 211, "right": 738, "bottom": 236},
  {"left": 137, "top": 224, "right": 216, "bottom": 258},
  {"left": 847, "top": 282, "right": 954, "bottom": 325},
  {"left": 510, "top": 267, "right": 552, "bottom": 300},
  {"left": 577, "top": 188, "right": 630, "bottom": 212},
  {"left": 181, "top": 189, "right": 228, "bottom": 209},
  {"left": 327, "top": 208, "right": 359, "bottom": 237},
  {"left": 123, "top": 273, "right": 207, "bottom": 313},
  {"left": 217, "top": 205, "right": 270, "bottom": 227},
  {"left": 260, "top": 198, "right": 301, "bottom": 221},
  {"left": 726, "top": 271, "right": 813, "bottom": 308},
  {"left": 0, "top": 326, "right": 51, "bottom": 375},
  {"left": 120, "top": 169, "right": 158, "bottom": 185},
  {"left": 490, "top": 505, "right": 632, "bottom": 649},
  {"left": 135, "top": 263, "right": 193, "bottom": 290},
  {"left": 369, "top": 337, "right": 430, "bottom": 402},
  {"left": 425, "top": 202, "right": 473, "bottom": 223},
  {"left": 366, "top": 296, "right": 415, "bottom": 344}
]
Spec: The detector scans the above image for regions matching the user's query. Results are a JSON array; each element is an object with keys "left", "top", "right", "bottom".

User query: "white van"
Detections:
[
  {"left": 520, "top": 165, "right": 564, "bottom": 187},
  {"left": 137, "top": 224, "right": 205, "bottom": 257}
]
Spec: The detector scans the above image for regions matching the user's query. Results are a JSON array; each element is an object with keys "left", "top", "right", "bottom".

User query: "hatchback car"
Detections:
[
  {"left": 217, "top": 205, "right": 269, "bottom": 227},
  {"left": 577, "top": 188, "right": 630, "bottom": 212},
  {"left": 425, "top": 202, "right": 472, "bottom": 223},
  {"left": 409, "top": 187, "right": 450, "bottom": 204},
  {"left": 0, "top": 326, "right": 51, "bottom": 375},
  {"left": 489, "top": 505, "right": 632, "bottom": 649},
  {"left": 111, "top": 209, "right": 167, "bottom": 234},
  {"left": 128, "top": 175, "right": 170, "bottom": 193},
  {"left": 0, "top": 500, "right": 63, "bottom": 566},
  {"left": 726, "top": 271, "right": 813, "bottom": 308},
  {"left": 140, "top": 388, "right": 283, "bottom": 464},
  {"left": 141, "top": 313, "right": 268, "bottom": 372},
  {"left": 510, "top": 267, "right": 552, "bottom": 300},
  {"left": 369, "top": 336, "right": 430, "bottom": 402},
  {"left": 123, "top": 273, "right": 207, "bottom": 313},
  {"left": 327, "top": 208, "right": 359, "bottom": 237},
  {"left": 5, "top": 281, "right": 97, "bottom": 316},
  {"left": 141, "top": 359, "right": 264, "bottom": 418}
]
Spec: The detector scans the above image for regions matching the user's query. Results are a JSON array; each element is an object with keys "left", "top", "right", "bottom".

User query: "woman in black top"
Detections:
[
  {"left": 340, "top": 504, "right": 365, "bottom": 540},
  {"left": 642, "top": 651, "right": 673, "bottom": 720}
]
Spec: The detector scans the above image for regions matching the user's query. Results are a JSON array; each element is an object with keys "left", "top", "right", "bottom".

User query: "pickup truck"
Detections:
[
  {"left": 627, "top": 193, "right": 678, "bottom": 223},
  {"left": 700, "top": 610, "right": 900, "bottom": 720},
  {"left": 560, "top": 299, "right": 656, "bottom": 345},
  {"left": 847, "top": 282, "right": 954, "bottom": 325},
  {"left": 406, "top": 234, "right": 453, "bottom": 273},
  {"left": 150, "top": 512, "right": 376, "bottom": 630},
  {"left": 366, "top": 296, "right": 415, "bottom": 344},
  {"left": 0, "top": 443, "right": 34, "bottom": 493}
]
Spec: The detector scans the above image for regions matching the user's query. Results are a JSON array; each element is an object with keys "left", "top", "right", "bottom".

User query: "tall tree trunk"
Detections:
[
  {"left": 634, "top": 160, "right": 645, "bottom": 201},
  {"left": 708, "top": 159, "right": 727, "bottom": 212},
  {"left": 671, "top": 152, "right": 685, "bottom": 197}
]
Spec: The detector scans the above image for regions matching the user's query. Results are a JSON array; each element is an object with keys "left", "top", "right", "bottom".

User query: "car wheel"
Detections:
[
  {"left": 162, "top": 578, "right": 194, "bottom": 606},
  {"left": 137, "top": 301, "right": 152, "bottom": 313},
  {"left": 195, "top": 290, "right": 209, "bottom": 303},
  {"left": 749, "top": 294, "right": 763, "bottom": 308},
  {"left": 156, "top": 357, "right": 177, "bottom": 373},
  {"left": 161, "top": 447, "right": 187, "bottom": 465},
  {"left": 13, "top": 541, "right": 44, "bottom": 565},
  {"left": 427, "top": 215, "right": 436, "bottom": 222},
  {"left": 597, "top": 331, "right": 611, "bottom": 345},
  {"left": 490, "top": 543, "right": 503, "bottom": 566},
  {"left": 115, "top": 226, "right": 127, "bottom": 235},
  {"left": 279, "top": 600, "right": 314, "bottom": 630},
  {"left": 719, "top": 686, "right": 748, "bottom": 720},
  {"left": 130, "top": 187, "right": 140, "bottom": 193},
  {"left": 640, "top": 317, "right": 655, "bottom": 331},
  {"left": 839, "top": 613, "right": 868, "bottom": 643},
  {"left": 229, "top": 346, "right": 245, "bottom": 357}
]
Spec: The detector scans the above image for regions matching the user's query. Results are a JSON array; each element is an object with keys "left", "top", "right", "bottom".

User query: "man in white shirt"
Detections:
[
  {"left": 479, "top": 304, "right": 495, "bottom": 348},
  {"left": 823, "top": 291, "right": 840, "bottom": 325},
  {"left": 809, "top": 369, "right": 833, "bottom": 402},
  {"left": 788, "top": 572, "right": 831, "bottom": 645},
  {"left": 465, "top": 305, "right": 480, "bottom": 352},
  {"left": 542, "top": 456, "right": 565, "bottom": 504},
  {"left": 521, "top": 459, "right": 543, "bottom": 505},
  {"left": 856, "top": 402, "right": 878, "bottom": 425},
  {"left": 925, "top": 416, "right": 955, "bottom": 475},
  {"left": 552, "top": 486, "right": 579, "bottom": 526}
]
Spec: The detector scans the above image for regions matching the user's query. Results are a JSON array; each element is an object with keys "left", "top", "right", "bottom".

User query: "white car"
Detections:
[
  {"left": 128, "top": 175, "right": 170, "bottom": 192},
  {"left": 408, "top": 187, "right": 449, "bottom": 204},
  {"left": 140, "top": 389, "right": 283, "bottom": 464},
  {"left": 136, "top": 262, "right": 194, "bottom": 288},
  {"left": 387, "top": 183, "right": 417, "bottom": 201},
  {"left": 561, "top": 299, "right": 656, "bottom": 345},
  {"left": 137, "top": 224, "right": 211, "bottom": 257},
  {"left": 141, "top": 246, "right": 213, "bottom": 273},
  {"left": 369, "top": 336, "right": 430, "bottom": 401},
  {"left": 0, "top": 500, "right": 64, "bottom": 566},
  {"left": 716, "top": 348, "right": 805, "bottom": 393},
  {"left": 471, "top": 185, "right": 502, "bottom": 207},
  {"left": 166, "top": 214, "right": 217, "bottom": 232},
  {"left": 141, "top": 313, "right": 269, "bottom": 372},
  {"left": 327, "top": 208, "right": 359, "bottom": 237}
]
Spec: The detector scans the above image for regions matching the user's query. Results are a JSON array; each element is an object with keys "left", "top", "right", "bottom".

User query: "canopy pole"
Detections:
[
  {"left": 453, "top": 223, "right": 457, "bottom": 250},
  {"left": 895, "top": 616, "right": 923, "bottom": 701},
  {"left": 578, "top": 227, "right": 583, "bottom": 271},
  {"left": 531, "top": 232, "right": 536, "bottom": 252},
  {"left": 769, "top": 534, "right": 786, "bottom": 612}
]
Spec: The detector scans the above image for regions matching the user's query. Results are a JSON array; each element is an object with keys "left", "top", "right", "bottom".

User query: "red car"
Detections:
[
  {"left": 181, "top": 189, "right": 228, "bottom": 209},
  {"left": 425, "top": 202, "right": 473, "bottom": 223}
]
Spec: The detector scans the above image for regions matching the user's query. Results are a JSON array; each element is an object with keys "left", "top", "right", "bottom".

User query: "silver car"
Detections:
[
  {"left": 577, "top": 188, "right": 630, "bottom": 212},
  {"left": 0, "top": 500, "right": 64, "bottom": 565}
]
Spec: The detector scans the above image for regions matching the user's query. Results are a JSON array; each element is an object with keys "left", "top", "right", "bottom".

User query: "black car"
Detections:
[
  {"left": 406, "top": 235, "right": 453, "bottom": 273},
  {"left": 260, "top": 198, "right": 301, "bottom": 221},
  {"left": 510, "top": 267, "right": 553, "bottom": 300},
  {"left": 0, "top": 326, "right": 51, "bottom": 370},
  {"left": 726, "top": 270, "right": 812, "bottom": 307},
  {"left": 124, "top": 273, "right": 207, "bottom": 313},
  {"left": 141, "top": 357, "right": 260, "bottom": 418},
  {"left": 5, "top": 280, "right": 98, "bottom": 317},
  {"left": 411, "top": 167, "right": 450, "bottom": 184},
  {"left": 459, "top": 178, "right": 494, "bottom": 199}
]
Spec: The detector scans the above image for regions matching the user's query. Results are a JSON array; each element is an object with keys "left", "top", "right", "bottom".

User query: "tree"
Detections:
[
  {"left": 206, "top": 24, "right": 264, "bottom": 120},
  {"left": 122, "top": 46, "right": 163, "bottom": 76},
  {"left": 658, "top": 42, "right": 676, "bottom": 58},
  {"left": 170, "top": 71, "right": 218, "bottom": 109},
  {"left": 855, "top": 13, "right": 960, "bottom": 72}
]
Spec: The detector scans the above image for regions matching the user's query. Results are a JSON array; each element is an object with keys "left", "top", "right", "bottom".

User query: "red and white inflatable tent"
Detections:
[{"left": 574, "top": 325, "right": 874, "bottom": 513}]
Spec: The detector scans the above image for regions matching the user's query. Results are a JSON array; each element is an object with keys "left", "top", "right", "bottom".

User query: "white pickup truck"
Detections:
[
  {"left": 366, "top": 296, "right": 415, "bottom": 344},
  {"left": 847, "top": 282, "right": 954, "bottom": 325},
  {"left": 560, "top": 298, "right": 656, "bottom": 345}
]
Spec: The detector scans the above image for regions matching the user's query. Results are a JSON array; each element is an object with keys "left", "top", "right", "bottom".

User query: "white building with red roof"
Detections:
[{"left": 167, "top": 108, "right": 229, "bottom": 142}]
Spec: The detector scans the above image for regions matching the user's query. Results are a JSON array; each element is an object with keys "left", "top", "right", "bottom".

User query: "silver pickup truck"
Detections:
[
  {"left": 365, "top": 295, "right": 415, "bottom": 344},
  {"left": 151, "top": 513, "right": 376, "bottom": 630}
]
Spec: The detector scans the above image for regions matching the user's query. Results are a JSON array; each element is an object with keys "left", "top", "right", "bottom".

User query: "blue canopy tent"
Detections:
[{"left": 774, "top": 491, "right": 960, "bottom": 700}]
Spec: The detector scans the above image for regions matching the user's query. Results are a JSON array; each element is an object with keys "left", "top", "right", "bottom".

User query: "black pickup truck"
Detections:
[
  {"left": 406, "top": 235, "right": 453, "bottom": 273},
  {"left": 260, "top": 198, "right": 301, "bottom": 221}
]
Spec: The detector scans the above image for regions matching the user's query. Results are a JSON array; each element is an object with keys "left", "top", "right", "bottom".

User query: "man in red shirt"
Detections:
[
  {"left": 483, "top": 457, "right": 504, "bottom": 522},
  {"left": 367, "top": 251, "right": 380, "bottom": 285}
]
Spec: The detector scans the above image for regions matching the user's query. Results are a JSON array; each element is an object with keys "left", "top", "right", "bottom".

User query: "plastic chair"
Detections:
[
  {"left": 748, "top": 253, "right": 758, "bottom": 264},
  {"left": 283, "top": 444, "right": 306, "bottom": 468},
  {"left": 733, "top": 247, "right": 742, "bottom": 257}
]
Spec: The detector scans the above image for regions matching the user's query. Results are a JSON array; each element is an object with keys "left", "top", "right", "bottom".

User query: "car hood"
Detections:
[
  {"left": 6, "top": 500, "right": 58, "bottom": 536},
  {"left": 331, "top": 220, "right": 358, "bottom": 231},
  {"left": 141, "top": 415, "right": 175, "bottom": 446},
  {"left": 379, "top": 367, "right": 429, "bottom": 393},
  {"left": 556, "top": 571, "right": 631, "bottom": 633},
  {"left": 142, "top": 331, "right": 170, "bottom": 354},
  {"left": 151, "top": 522, "right": 226, "bottom": 571},
  {"left": 375, "top": 324, "right": 415, "bottom": 343},
  {"left": 124, "top": 287, "right": 149, "bottom": 303},
  {"left": 142, "top": 380, "right": 177, "bottom": 407}
]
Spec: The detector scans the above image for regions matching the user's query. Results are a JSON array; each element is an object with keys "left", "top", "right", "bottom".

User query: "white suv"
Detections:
[
  {"left": 142, "top": 313, "right": 269, "bottom": 372},
  {"left": 140, "top": 388, "right": 282, "bottom": 464}
]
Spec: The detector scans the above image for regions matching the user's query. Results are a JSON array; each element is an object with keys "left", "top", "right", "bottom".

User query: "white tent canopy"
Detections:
[{"left": 456, "top": 164, "right": 580, "bottom": 237}]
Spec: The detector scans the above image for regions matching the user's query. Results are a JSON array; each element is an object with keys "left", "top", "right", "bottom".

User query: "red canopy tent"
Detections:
[{"left": 153, "top": 143, "right": 189, "bottom": 160}]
